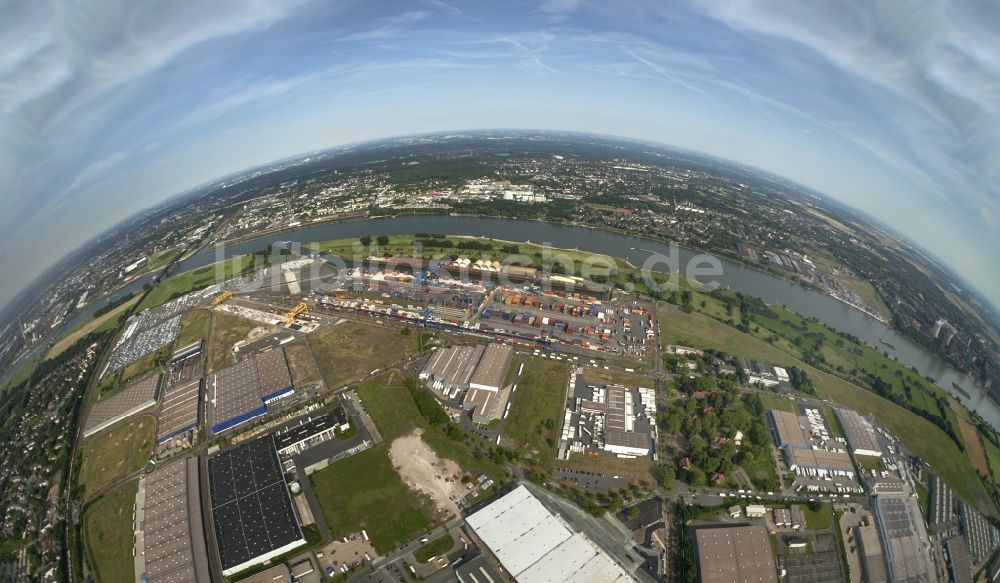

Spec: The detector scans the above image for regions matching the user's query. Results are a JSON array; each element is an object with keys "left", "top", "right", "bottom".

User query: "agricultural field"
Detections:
[
  {"left": 83, "top": 479, "right": 136, "bottom": 583},
  {"left": 501, "top": 357, "right": 572, "bottom": 474},
  {"left": 982, "top": 437, "right": 1000, "bottom": 483},
  {"left": 175, "top": 309, "right": 212, "bottom": 347},
  {"left": 309, "top": 321, "right": 423, "bottom": 389},
  {"left": 78, "top": 415, "right": 155, "bottom": 499},
  {"left": 657, "top": 301, "right": 996, "bottom": 518}
]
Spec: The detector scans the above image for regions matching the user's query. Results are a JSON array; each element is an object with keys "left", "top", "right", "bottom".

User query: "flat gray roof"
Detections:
[
  {"left": 835, "top": 408, "right": 881, "bottom": 454},
  {"left": 768, "top": 410, "right": 808, "bottom": 449},
  {"left": 469, "top": 343, "right": 512, "bottom": 390},
  {"left": 84, "top": 373, "right": 160, "bottom": 437},
  {"left": 157, "top": 379, "right": 201, "bottom": 442},
  {"left": 695, "top": 525, "right": 778, "bottom": 583},
  {"left": 141, "top": 457, "right": 210, "bottom": 583}
]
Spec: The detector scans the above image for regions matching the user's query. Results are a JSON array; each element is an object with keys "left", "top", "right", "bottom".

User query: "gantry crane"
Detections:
[
  {"left": 212, "top": 290, "right": 233, "bottom": 305},
  {"left": 283, "top": 302, "right": 309, "bottom": 325}
]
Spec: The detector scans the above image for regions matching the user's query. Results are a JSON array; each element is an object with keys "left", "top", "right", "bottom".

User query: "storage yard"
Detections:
[{"left": 83, "top": 372, "right": 161, "bottom": 438}]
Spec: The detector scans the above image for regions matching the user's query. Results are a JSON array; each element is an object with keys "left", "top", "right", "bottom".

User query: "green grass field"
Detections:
[
  {"left": 137, "top": 255, "right": 251, "bottom": 311},
  {"left": 502, "top": 357, "right": 571, "bottom": 473},
  {"left": 83, "top": 479, "right": 136, "bottom": 583},
  {"left": 982, "top": 438, "right": 1000, "bottom": 483},
  {"left": 121, "top": 345, "right": 170, "bottom": 383},
  {"left": 310, "top": 446, "right": 433, "bottom": 554},
  {"left": 207, "top": 311, "right": 261, "bottom": 373},
  {"left": 802, "top": 503, "right": 832, "bottom": 530},
  {"left": 658, "top": 301, "right": 997, "bottom": 517},
  {"left": 355, "top": 373, "right": 505, "bottom": 482},
  {"left": 310, "top": 321, "right": 422, "bottom": 388},
  {"left": 78, "top": 415, "right": 154, "bottom": 499},
  {"left": 175, "top": 309, "right": 212, "bottom": 347},
  {"left": 757, "top": 393, "right": 795, "bottom": 413},
  {"left": 413, "top": 534, "right": 454, "bottom": 563}
]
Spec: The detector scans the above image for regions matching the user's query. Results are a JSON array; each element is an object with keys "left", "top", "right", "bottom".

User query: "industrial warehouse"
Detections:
[
  {"left": 83, "top": 373, "right": 161, "bottom": 437},
  {"left": 872, "top": 495, "right": 934, "bottom": 582},
  {"left": 207, "top": 436, "right": 305, "bottom": 576},
  {"left": 419, "top": 343, "right": 514, "bottom": 424},
  {"left": 693, "top": 525, "right": 777, "bottom": 583},
  {"left": 561, "top": 372, "right": 657, "bottom": 459},
  {"left": 465, "top": 485, "right": 635, "bottom": 582},
  {"left": 156, "top": 378, "right": 201, "bottom": 445},
  {"left": 834, "top": 407, "right": 883, "bottom": 457},
  {"left": 272, "top": 407, "right": 350, "bottom": 457},
  {"left": 135, "top": 457, "right": 210, "bottom": 583},
  {"left": 208, "top": 348, "right": 294, "bottom": 434},
  {"left": 768, "top": 409, "right": 854, "bottom": 478}
]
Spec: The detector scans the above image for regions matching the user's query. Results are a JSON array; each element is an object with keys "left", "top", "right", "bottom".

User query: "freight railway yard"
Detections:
[{"left": 58, "top": 250, "right": 999, "bottom": 583}]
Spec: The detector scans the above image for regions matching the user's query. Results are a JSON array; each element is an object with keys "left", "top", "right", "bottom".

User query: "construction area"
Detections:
[
  {"left": 208, "top": 348, "right": 294, "bottom": 434},
  {"left": 134, "top": 457, "right": 210, "bottom": 583},
  {"left": 83, "top": 373, "right": 161, "bottom": 438}
]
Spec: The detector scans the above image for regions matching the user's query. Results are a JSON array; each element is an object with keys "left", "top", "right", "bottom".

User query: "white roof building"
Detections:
[{"left": 466, "top": 485, "right": 634, "bottom": 583}]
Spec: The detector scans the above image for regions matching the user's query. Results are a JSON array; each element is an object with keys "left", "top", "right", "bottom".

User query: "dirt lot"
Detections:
[{"left": 389, "top": 429, "right": 466, "bottom": 519}]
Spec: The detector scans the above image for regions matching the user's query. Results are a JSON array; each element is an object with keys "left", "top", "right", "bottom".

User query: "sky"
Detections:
[{"left": 1, "top": 0, "right": 998, "bottom": 310}]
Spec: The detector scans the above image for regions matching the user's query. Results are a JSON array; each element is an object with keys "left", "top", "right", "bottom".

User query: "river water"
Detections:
[{"left": 16, "top": 215, "right": 998, "bottom": 428}]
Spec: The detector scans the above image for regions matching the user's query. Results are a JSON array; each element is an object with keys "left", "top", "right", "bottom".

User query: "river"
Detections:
[{"left": 13, "top": 215, "right": 998, "bottom": 428}]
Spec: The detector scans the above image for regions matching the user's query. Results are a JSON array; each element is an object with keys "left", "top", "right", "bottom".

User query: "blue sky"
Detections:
[{"left": 1, "top": 0, "right": 998, "bottom": 309}]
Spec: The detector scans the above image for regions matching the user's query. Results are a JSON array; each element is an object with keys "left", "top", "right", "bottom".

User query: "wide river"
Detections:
[{"left": 21, "top": 215, "right": 1000, "bottom": 428}]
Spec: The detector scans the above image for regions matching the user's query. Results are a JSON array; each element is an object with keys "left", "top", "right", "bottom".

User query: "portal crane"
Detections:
[
  {"left": 212, "top": 290, "right": 233, "bottom": 305},
  {"left": 283, "top": 302, "right": 309, "bottom": 325}
]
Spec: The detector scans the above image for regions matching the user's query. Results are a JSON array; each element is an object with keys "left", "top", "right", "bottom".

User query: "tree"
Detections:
[
  {"left": 687, "top": 467, "right": 706, "bottom": 487},
  {"left": 359, "top": 235, "right": 372, "bottom": 246},
  {"left": 376, "top": 235, "right": 390, "bottom": 245}
]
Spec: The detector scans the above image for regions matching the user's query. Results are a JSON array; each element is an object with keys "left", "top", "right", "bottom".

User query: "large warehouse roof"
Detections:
[
  {"left": 469, "top": 343, "right": 513, "bottom": 390},
  {"left": 695, "top": 525, "right": 778, "bottom": 583},
  {"left": 768, "top": 410, "right": 808, "bottom": 449},
  {"left": 834, "top": 408, "right": 882, "bottom": 456},
  {"left": 466, "top": 485, "right": 633, "bottom": 583},
  {"left": 84, "top": 373, "right": 160, "bottom": 437}
]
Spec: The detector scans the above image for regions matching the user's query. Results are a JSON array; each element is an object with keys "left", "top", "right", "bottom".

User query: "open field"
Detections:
[
  {"left": 78, "top": 415, "right": 154, "bottom": 499},
  {"left": 413, "top": 534, "right": 454, "bottom": 563},
  {"left": 83, "top": 479, "right": 136, "bottom": 583},
  {"left": 310, "top": 445, "right": 433, "bottom": 555},
  {"left": 206, "top": 311, "right": 262, "bottom": 373},
  {"left": 554, "top": 455, "right": 654, "bottom": 482},
  {"left": 580, "top": 366, "right": 655, "bottom": 388},
  {"left": 47, "top": 296, "right": 140, "bottom": 360},
  {"left": 355, "top": 373, "right": 505, "bottom": 483},
  {"left": 657, "top": 302, "right": 996, "bottom": 517},
  {"left": 137, "top": 255, "right": 252, "bottom": 311},
  {"left": 310, "top": 321, "right": 422, "bottom": 389},
  {"left": 309, "top": 235, "right": 622, "bottom": 275},
  {"left": 121, "top": 345, "right": 170, "bottom": 383},
  {"left": 956, "top": 413, "right": 990, "bottom": 476},
  {"left": 803, "top": 503, "right": 832, "bottom": 530},
  {"left": 501, "top": 357, "right": 571, "bottom": 473},
  {"left": 284, "top": 339, "right": 322, "bottom": 387},
  {"left": 757, "top": 393, "right": 795, "bottom": 413},
  {"left": 982, "top": 437, "right": 1000, "bottom": 483},
  {"left": 175, "top": 309, "right": 211, "bottom": 347}
]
